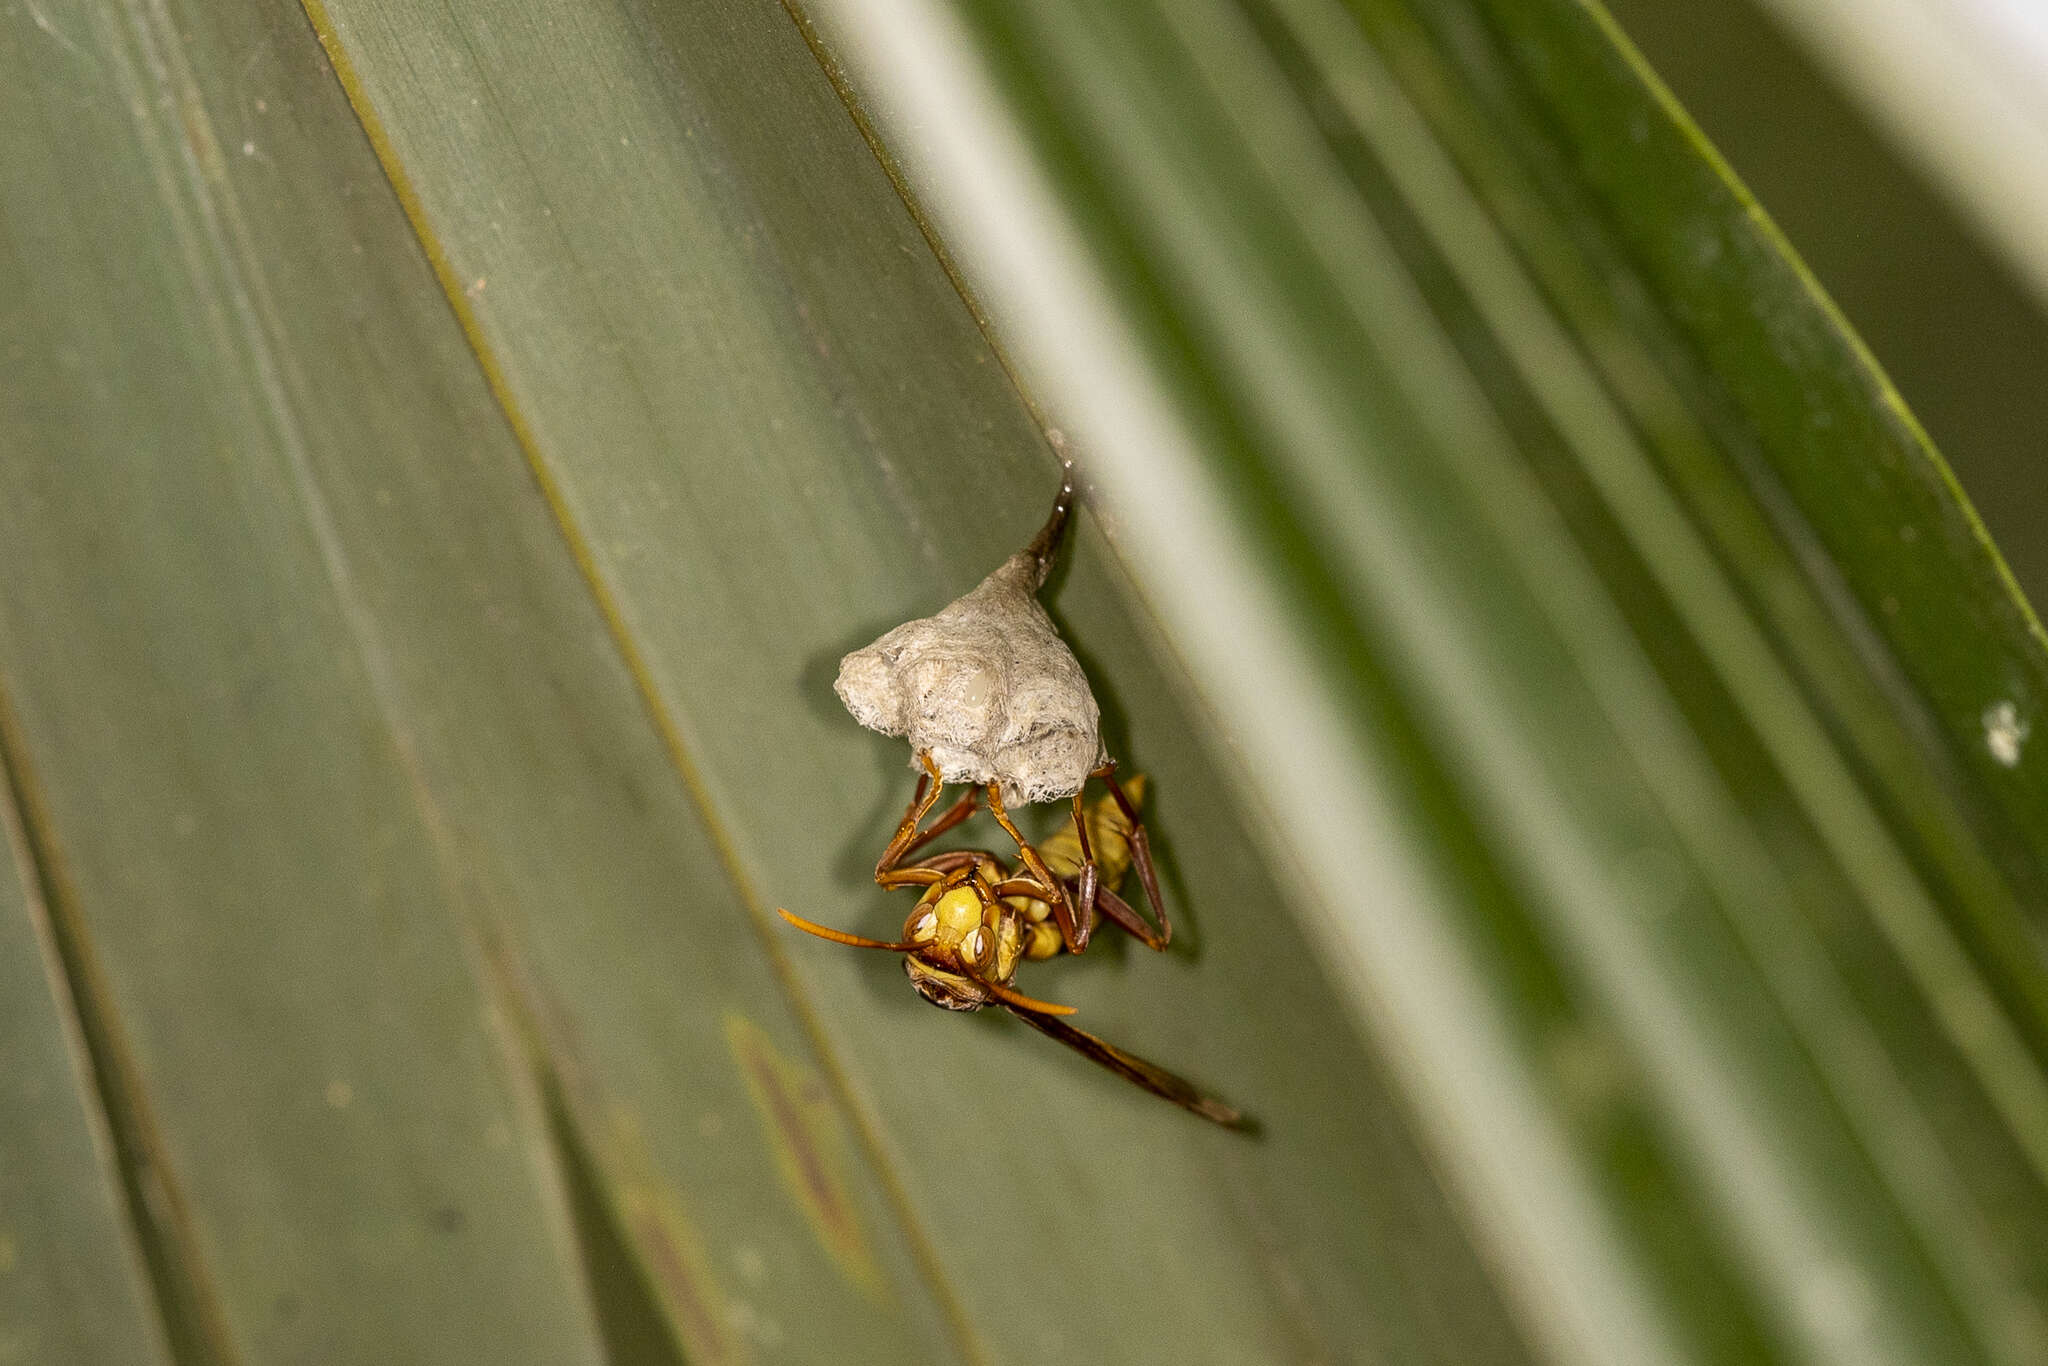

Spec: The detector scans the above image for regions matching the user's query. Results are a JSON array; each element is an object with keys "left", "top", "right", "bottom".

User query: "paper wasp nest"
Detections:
[{"left": 835, "top": 486, "right": 1103, "bottom": 807}]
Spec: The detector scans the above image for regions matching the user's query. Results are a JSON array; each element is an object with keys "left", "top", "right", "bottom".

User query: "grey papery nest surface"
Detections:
[{"left": 835, "top": 532, "right": 1103, "bottom": 808}]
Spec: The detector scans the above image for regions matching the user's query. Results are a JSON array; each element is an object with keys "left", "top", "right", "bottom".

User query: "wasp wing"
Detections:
[{"left": 1002, "top": 1004, "right": 1250, "bottom": 1130}]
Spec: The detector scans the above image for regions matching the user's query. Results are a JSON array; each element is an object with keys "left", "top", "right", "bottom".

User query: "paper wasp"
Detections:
[
  {"left": 781, "top": 467, "right": 1246, "bottom": 1128},
  {"left": 780, "top": 763, "right": 1243, "bottom": 1127}
]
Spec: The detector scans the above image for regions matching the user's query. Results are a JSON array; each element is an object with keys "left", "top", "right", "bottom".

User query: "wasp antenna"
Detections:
[
  {"left": 1023, "top": 459, "right": 1076, "bottom": 588},
  {"left": 976, "top": 974, "right": 1079, "bottom": 1016},
  {"left": 776, "top": 908, "right": 919, "bottom": 952}
]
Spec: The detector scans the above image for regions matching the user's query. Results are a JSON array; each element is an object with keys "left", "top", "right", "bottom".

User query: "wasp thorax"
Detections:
[
  {"left": 995, "top": 916, "right": 1025, "bottom": 977},
  {"left": 898, "top": 877, "right": 1032, "bottom": 1012}
]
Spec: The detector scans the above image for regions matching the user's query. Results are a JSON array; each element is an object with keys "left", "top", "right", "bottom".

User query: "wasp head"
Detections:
[{"left": 899, "top": 877, "right": 1025, "bottom": 1012}]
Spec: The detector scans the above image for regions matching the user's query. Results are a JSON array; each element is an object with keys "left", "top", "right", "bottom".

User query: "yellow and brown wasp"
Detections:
[{"left": 781, "top": 468, "right": 1246, "bottom": 1128}]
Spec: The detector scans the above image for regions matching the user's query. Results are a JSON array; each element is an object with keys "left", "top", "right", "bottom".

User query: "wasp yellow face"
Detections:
[{"left": 900, "top": 878, "right": 1026, "bottom": 1011}]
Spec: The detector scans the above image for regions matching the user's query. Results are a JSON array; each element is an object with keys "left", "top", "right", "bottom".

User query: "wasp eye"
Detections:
[
  {"left": 993, "top": 923, "right": 1022, "bottom": 978},
  {"left": 962, "top": 928, "right": 988, "bottom": 968},
  {"left": 909, "top": 910, "right": 938, "bottom": 942}
]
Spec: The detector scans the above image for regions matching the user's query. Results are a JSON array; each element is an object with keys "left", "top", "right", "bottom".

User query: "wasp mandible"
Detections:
[{"left": 780, "top": 466, "right": 1246, "bottom": 1128}]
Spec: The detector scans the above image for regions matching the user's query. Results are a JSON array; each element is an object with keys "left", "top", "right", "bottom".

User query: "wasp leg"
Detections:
[
  {"left": 874, "top": 753, "right": 941, "bottom": 879},
  {"left": 1091, "top": 883, "right": 1168, "bottom": 951},
  {"left": 882, "top": 845, "right": 1016, "bottom": 893},
  {"left": 986, "top": 874, "right": 1066, "bottom": 961},
  {"left": 888, "top": 791, "right": 979, "bottom": 869},
  {"left": 1093, "top": 761, "right": 1171, "bottom": 949},
  {"left": 1067, "top": 787, "right": 1103, "bottom": 948},
  {"left": 875, "top": 752, "right": 980, "bottom": 881},
  {"left": 985, "top": 782, "right": 1087, "bottom": 952},
  {"left": 876, "top": 865, "right": 946, "bottom": 891},
  {"left": 989, "top": 873, "right": 1160, "bottom": 951},
  {"left": 907, "top": 848, "right": 1006, "bottom": 879}
]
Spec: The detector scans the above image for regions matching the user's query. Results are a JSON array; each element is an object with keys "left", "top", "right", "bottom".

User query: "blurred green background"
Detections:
[
  {"left": 1608, "top": 0, "right": 2048, "bottom": 609},
  {"left": 7, "top": 0, "right": 2048, "bottom": 1361}
]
